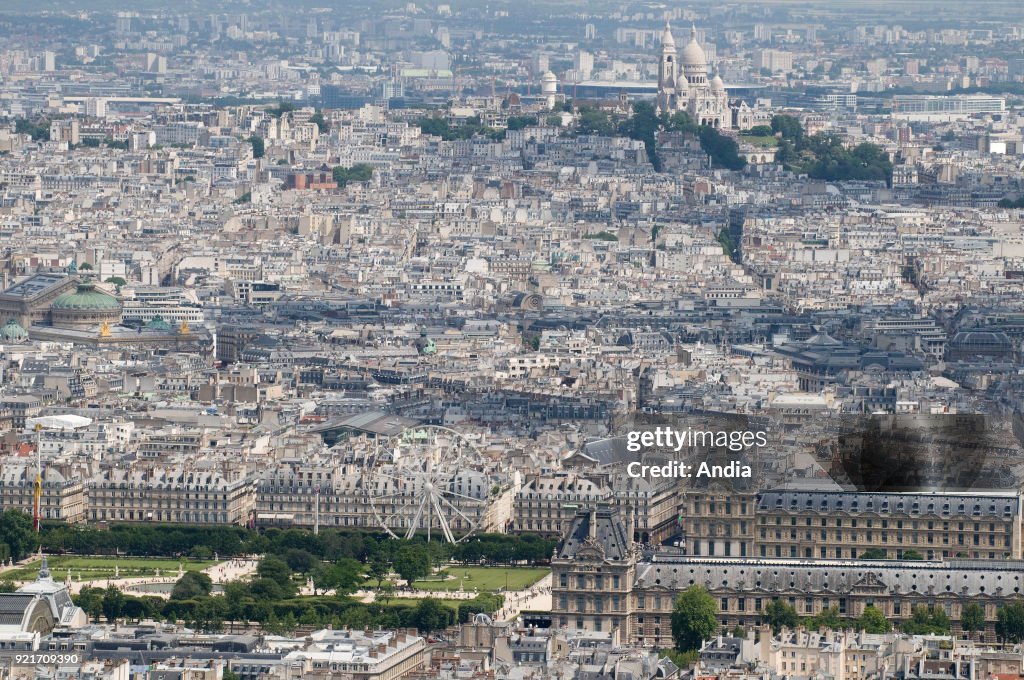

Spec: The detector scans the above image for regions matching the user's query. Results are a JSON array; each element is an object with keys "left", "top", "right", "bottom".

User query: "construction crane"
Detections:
[{"left": 33, "top": 423, "right": 42, "bottom": 533}]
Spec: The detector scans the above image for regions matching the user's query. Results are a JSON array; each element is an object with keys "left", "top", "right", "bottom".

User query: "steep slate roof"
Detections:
[{"left": 557, "top": 507, "right": 631, "bottom": 561}]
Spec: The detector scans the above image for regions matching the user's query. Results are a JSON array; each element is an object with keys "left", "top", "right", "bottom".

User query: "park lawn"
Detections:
[
  {"left": 5, "top": 556, "right": 215, "bottom": 582},
  {"left": 741, "top": 135, "right": 779, "bottom": 148},
  {"left": 412, "top": 567, "right": 548, "bottom": 592}
]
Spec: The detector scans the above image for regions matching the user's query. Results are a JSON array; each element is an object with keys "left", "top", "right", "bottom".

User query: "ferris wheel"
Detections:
[{"left": 363, "top": 425, "right": 489, "bottom": 543}]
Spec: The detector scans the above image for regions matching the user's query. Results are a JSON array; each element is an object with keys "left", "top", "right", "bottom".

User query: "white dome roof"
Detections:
[
  {"left": 541, "top": 71, "right": 557, "bottom": 83},
  {"left": 681, "top": 25, "right": 706, "bottom": 66},
  {"left": 710, "top": 74, "right": 725, "bottom": 91}
]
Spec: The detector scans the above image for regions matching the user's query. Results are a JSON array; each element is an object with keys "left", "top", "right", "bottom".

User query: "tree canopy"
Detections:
[
  {"left": 997, "top": 603, "right": 1024, "bottom": 643},
  {"left": 857, "top": 605, "right": 891, "bottom": 633},
  {"left": 961, "top": 602, "right": 985, "bottom": 635},
  {"left": 771, "top": 114, "right": 891, "bottom": 185},
  {"left": 901, "top": 605, "right": 950, "bottom": 635},
  {"left": 332, "top": 164, "right": 374, "bottom": 187},
  {"left": 393, "top": 543, "right": 432, "bottom": 584},
  {"left": 170, "top": 571, "right": 214, "bottom": 600},
  {"left": 249, "top": 135, "right": 265, "bottom": 159},
  {"left": 671, "top": 586, "right": 719, "bottom": 652},
  {"left": 760, "top": 598, "right": 799, "bottom": 634},
  {"left": 311, "top": 558, "right": 365, "bottom": 596},
  {"left": 0, "top": 509, "right": 36, "bottom": 563}
]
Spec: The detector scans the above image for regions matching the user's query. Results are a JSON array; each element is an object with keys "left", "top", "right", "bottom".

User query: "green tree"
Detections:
[
  {"left": 189, "top": 545, "right": 213, "bottom": 560},
  {"left": 104, "top": 276, "right": 127, "bottom": 287},
  {"left": 256, "top": 556, "right": 294, "bottom": 596},
  {"left": 928, "top": 606, "right": 950, "bottom": 633},
  {"left": 760, "top": 599, "right": 799, "bottom": 634},
  {"left": 771, "top": 114, "right": 803, "bottom": 141},
  {"left": 283, "top": 549, "right": 318, "bottom": 574},
  {"left": 856, "top": 605, "right": 890, "bottom": 633},
  {"left": 411, "top": 597, "right": 452, "bottom": 632},
  {"left": 75, "top": 586, "right": 104, "bottom": 622},
  {"left": 506, "top": 115, "right": 538, "bottom": 131},
  {"left": 660, "top": 649, "right": 699, "bottom": 669},
  {"left": 962, "top": 602, "right": 985, "bottom": 637},
  {"left": 860, "top": 548, "right": 887, "bottom": 559},
  {"left": 311, "top": 558, "right": 365, "bottom": 595},
  {"left": 743, "top": 125, "right": 774, "bottom": 137},
  {"left": 716, "top": 227, "right": 737, "bottom": 261},
  {"left": 698, "top": 126, "right": 746, "bottom": 170},
  {"left": 576, "top": 107, "right": 616, "bottom": 136},
  {"left": 368, "top": 555, "right": 391, "bottom": 589},
  {"left": 223, "top": 670, "right": 241, "bottom": 680},
  {"left": 249, "top": 576, "right": 285, "bottom": 600},
  {"left": 808, "top": 606, "right": 843, "bottom": 630},
  {"left": 264, "top": 611, "right": 298, "bottom": 635},
  {"left": 901, "top": 550, "right": 924, "bottom": 560},
  {"left": 377, "top": 582, "right": 396, "bottom": 604},
  {"left": 417, "top": 116, "right": 453, "bottom": 138},
  {"left": 332, "top": 163, "right": 374, "bottom": 187},
  {"left": 670, "top": 586, "right": 719, "bottom": 652},
  {"left": 222, "top": 581, "right": 250, "bottom": 623},
  {"left": 15, "top": 118, "right": 50, "bottom": 141},
  {"left": 0, "top": 509, "right": 36, "bottom": 562},
  {"left": 310, "top": 111, "right": 327, "bottom": 133},
  {"left": 101, "top": 585, "right": 125, "bottom": 623},
  {"left": 997, "top": 603, "right": 1024, "bottom": 643},
  {"left": 249, "top": 135, "right": 265, "bottom": 159},
  {"left": 270, "top": 101, "right": 296, "bottom": 118},
  {"left": 665, "top": 111, "right": 697, "bottom": 133},
  {"left": 170, "top": 571, "right": 213, "bottom": 600},
  {"left": 393, "top": 543, "right": 431, "bottom": 584},
  {"left": 620, "top": 100, "right": 662, "bottom": 170}
]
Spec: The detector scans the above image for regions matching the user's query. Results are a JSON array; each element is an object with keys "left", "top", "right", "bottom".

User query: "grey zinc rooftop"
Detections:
[
  {"left": 557, "top": 508, "right": 632, "bottom": 562},
  {"left": 635, "top": 557, "right": 1024, "bottom": 598},
  {"left": 756, "top": 489, "right": 1020, "bottom": 517}
]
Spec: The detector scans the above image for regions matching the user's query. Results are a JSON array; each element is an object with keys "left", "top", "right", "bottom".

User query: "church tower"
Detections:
[{"left": 656, "top": 23, "right": 684, "bottom": 115}]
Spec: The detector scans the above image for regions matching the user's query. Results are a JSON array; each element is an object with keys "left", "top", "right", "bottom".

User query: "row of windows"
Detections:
[
  {"left": 556, "top": 595, "right": 625, "bottom": 613},
  {"left": 92, "top": 500, "right": 231, "bottom": 510},
  {"left": 557, "top": 573, "right": 623, "bottom": 590},
  {"left": 692, "top": 501, "right": 748, "bottom": 515},
  {"left": 91, "top": 490, "right": 236, "bottom": 500},
  {"left": 757, "top": 544, "right": 1003, "bottom": 561},
  {"left": 759, "top": 529, "right": 1009, "bottom": 546},
  {"left": 90, "top": 510, "right": 233, "bottom": 522},
  {"left": 764, "top": 498, "right": 1013, "bottom": 516},
  {"left": 555, "top": 616, "right": 624, "bottom": 632},
  {"left": 758, "top": 516, "right": 1009, "bottom": 531}
]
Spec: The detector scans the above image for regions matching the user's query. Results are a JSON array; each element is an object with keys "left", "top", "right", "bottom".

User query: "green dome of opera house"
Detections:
[
  {"left": 49, "top": 281, "right": 122, "bottom": 329},
  {"left": 145, "top": 315, "right": 174, "bottom": 332},
  {"left": 0, "top": 318, "right": 28, "bottom": 342}
]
